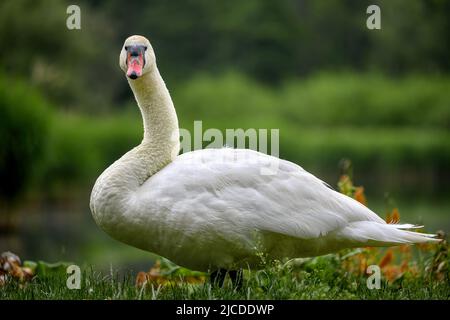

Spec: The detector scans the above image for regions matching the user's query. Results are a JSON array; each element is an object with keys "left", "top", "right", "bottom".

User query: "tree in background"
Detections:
[{"left": 0, "top": 0, "right": 448, "bottom": 112}]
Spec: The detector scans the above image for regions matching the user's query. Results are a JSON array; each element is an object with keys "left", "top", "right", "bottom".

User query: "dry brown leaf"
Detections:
[
  {"left": 383, "top": 265, "right": 402, "bottom": 282},
  {"left": 354, "top": 187, "right": 367, "bottom": 206},
  {"left": 386, "top": 208, "right": 400, "bottom": 224},
  {"left": 135, "top": 260, "right": 206, "bottom": 288},
  {"left": 379, "top": 250, "right": 394, "bottom": 268},
  {"left": 0, "top": 251, "right": 35, "bottom": 285},
  {"left": 135, "top": 271, "right": 148, "bottom": 288}
]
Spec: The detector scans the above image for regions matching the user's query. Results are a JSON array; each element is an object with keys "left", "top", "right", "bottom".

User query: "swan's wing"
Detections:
[{"left": 138, "top": 148, "right": 386, "bottom": 240}]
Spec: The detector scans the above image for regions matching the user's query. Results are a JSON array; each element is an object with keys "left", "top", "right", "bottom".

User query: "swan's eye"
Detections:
[
  {"left": 124, "top": 46, "right": 129, "bottom": 51},
  {"left": 144, "top": 46, "right": 147, "bottom": 51}
]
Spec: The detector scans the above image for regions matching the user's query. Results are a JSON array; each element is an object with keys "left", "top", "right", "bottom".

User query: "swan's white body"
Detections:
[{"left": 90, "top": 36, "right": 437, "bottom": 272}]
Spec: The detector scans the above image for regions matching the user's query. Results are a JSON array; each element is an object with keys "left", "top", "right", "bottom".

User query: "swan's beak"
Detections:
[{"left": 126, "top": 45, "right": 145, "bottom": 80}]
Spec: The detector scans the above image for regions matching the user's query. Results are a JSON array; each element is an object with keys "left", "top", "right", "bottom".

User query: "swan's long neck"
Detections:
[
  {"left": 131, "top": 67, "right": 179, "bottom": 155},
  {"left": 90, "top": 67, "right": 179, "bottom": 232}
]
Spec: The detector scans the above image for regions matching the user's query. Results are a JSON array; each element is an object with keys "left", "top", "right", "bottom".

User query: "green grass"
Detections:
[{"left": 2, "top": 246, "right": 448, "bottom": 300}]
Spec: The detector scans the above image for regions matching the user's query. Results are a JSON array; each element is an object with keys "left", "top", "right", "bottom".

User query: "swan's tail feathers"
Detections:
[{"left": 337, "top": 221, "right": 441, "bottom": 247}]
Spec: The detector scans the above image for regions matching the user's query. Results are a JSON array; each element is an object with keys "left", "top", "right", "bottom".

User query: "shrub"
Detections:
[
  {"left": 0, "top": 75, "right": 52, "bottom": 202},
  {"left": 42, "top": 113, "right": 141, "bottom": 195}
]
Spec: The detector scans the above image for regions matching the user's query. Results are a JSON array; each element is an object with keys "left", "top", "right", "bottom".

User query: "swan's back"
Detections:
[
  {"left": 116, "top": 148, "right": 434, "bottom": 271},
  {"left": 141, "top": 148, "right": 384, "bottom": 238}
]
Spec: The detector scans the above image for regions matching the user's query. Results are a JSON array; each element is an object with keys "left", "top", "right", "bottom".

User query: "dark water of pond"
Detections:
[{"left": 0, "top": 201, "right": 157, "bottom": 274}]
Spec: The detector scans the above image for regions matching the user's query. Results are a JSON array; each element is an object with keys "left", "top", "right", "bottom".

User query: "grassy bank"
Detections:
[{"left": 1, "top": 243, "right": 448, "bottom": 300}]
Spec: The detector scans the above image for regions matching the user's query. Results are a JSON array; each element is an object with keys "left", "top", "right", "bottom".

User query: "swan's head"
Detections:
[{"left": 120, "top": 35, "right": 155, "bottom": 80}]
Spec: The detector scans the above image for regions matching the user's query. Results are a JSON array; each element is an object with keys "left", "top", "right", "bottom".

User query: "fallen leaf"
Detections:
[
  {"left": 354, "top": 187, "right": 367, "bottom": 206},
  {"left": 379, "top": 250, "right": 393, "bottom": 269},
  {"left": 0, "top": 251, "right": 36, "bottom": 285},
  {"left": 386, "top": 208, "right": 400, "bottom": 224},
  {"left": 136, "top": 260, "right": 206, "bottom": 288}
]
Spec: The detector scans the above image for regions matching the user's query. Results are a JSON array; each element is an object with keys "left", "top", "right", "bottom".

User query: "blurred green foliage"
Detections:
[
  {"left": 0, "top": 0, "right": 448, "bottom": 202},
  {"left": 0, "top": 0, "right": 448, "bottom": 112},
  {"left": 0, "top": 0, "right": 119, "bottom": 113},
  {"left": 32, "top": 73, "right": 449, "bottom": 198},
  {"left": 280, "top": 73, "right": 450, "bottom": 128},
  {"left": 0, "top": 75, "right": 51, "bottom": 202},
  {"left": 43, "top": 113, "right": 140, "bottom": 194},
  {"left": 175, "top": 72, "right": 450, "bottom": 129},
  {"left": 100, "top": 0, "right": 450, "bottom": 81}
]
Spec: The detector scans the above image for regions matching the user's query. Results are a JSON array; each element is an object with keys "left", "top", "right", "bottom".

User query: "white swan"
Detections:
[{"left": 90, "top": 35, "right": 438, "bottom": 277}]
